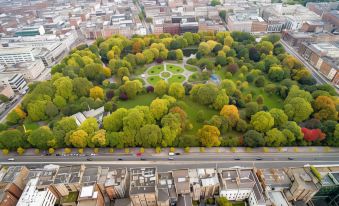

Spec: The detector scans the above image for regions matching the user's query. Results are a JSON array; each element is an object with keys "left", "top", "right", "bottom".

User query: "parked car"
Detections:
[
  {"left": 234, "top": 157, "right": 241, "bottom": 160},
  {"left": 87, "top": 158, "right": 93, "bottom": 161},
  {"left": 288, "top": 157, "right": 294, "bottom": 160},
  {"left": 7, "top": 158, "right": 15, "bottom": 161},
  {"left": 168, "top": 152, "right": 175, "bottom": 156},
  {"left": 256, "top": 157, "right": 263, "bottom": 160},
  {"left": 168, "top": 157, "right": 174, "bottom": 160}
]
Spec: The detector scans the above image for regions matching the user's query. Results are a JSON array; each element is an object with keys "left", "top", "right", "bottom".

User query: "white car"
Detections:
[
  {"left": 168, "top": 152, "right": 175, "bottom": 156},
  {"left": 7, "top": 158, "right": 15, "bottom": 161},
  {"left": 168, "top": 157, "right": 174, "bottom": 160}
]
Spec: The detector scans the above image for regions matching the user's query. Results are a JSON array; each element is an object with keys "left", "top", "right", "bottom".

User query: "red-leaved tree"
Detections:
[{"left": 301, "top": 128, "right": 326, "bottom": 142}]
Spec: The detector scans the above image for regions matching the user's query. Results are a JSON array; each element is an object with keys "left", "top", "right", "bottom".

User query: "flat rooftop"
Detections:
[{"left": 130, "top": 168, "right": 156, "bottom": 195}]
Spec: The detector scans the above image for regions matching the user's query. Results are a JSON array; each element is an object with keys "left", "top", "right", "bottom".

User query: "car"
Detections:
[
  {"left": 7, "top": 158, "right": 15, "bottom": 161},
  {"left": 44, "top": 154, "right": 51, "bottom": 156},
  {"left": 168, "top": 157, "right": 174, "bottom": 160},
  {"left": 85, "top": 154, "right": 90, "bottom": 156},
  {"left": 56, "top": 154, "right": 60, "bottom": 156},
  {"left": 168, "top": 152, "right": 175, "bottom": 156},
  {"left": 256, "top": 157, "right": 263, "bottom": 160},
  {"left": 234, "top": 158, "right": 241, "bottom": 160},
  {"left": 118, "top": 158, "right": 123, "bottom": 161},
  {"left": 175, "top": 153, "right": 181, "bottom": 155},
  {"left": 288, "top": 157, "right": 294, "bottom": 160},
  {"left": 87, "top": 158, "right": 93, "bottom": 161},
  {"left": 140, "top": 158, "right": 146, "bottom": 161}
]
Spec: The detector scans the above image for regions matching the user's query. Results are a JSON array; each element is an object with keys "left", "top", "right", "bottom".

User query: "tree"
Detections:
[
  {"left": 245, "top": 102, "right": 259, "bottom": 119},
  {"left": 137, "top": 124, "right": 162, "bottom": 147},
  {"left": 198, "top": 125, "right": 221, "bottom": 147},
  {"left": 73, "top": 77, "right": 93, "bottom": 97},
  {"left": 254, "top": 76, "right": 266, "bottom": 87},
  {"left": 250, "top": 111, "right": 274, "bottom": 132},
  {"left": 257, "top": 41, "right": 274, "bottom": 54},
  {"left": 221, "top": 80, "right": 236, "bottom": 95},
  {"left": 213, "top": 89, "right": 229, "bottom": 110},
  {"left": 45, "top": 102, "right": 58, "bottom": 118},
  {"left": 302, "top": 128, "right": 326, "bottom": 142},
  {"left": 175, "top": 49, "right": 184, "bottom": 60},
  {"left": 313, "top": 96, "right": 337, "bottom": 121},
  {"left": 48, "top": 148, "right": 55, "bottom": 154},
  {"left": 268, "top": 66, "right": 284, "bottom": 82},
  {"left": 211, "top": 0, "right": 220, "bottom": 6},
  {"left": 117, "top": 67, "right": 130, "bottom": 79},
  {"left": 121, "top": 80, "right": 143, "bottom": 99},
  {"left": 90, "top": 86, "right": 104, "bottom": 100},
  {"left": 249, "top": 47, "right": 260, "bottom": 62},
  {"left": 6, "top": 110, "right": 22, "bottom": 125},
  {"left": 79, "top": 117, "right": 99, "bottom": 135},
  {"left": 265, "top": 128, "right": 287, "bottom": 147},
  {"left": 215, "top": 56, "right": 227, "bottom": 66},
  {"left": 154, "top": 80, "right": 168, "bottom": 96},
  {"left": 282, "top": 121, "right": 303, "bottom": 141},
  {"left": 284, "top": 97, "right": 313, "bottom": 123},
  {"left": 53, "top": 95, "right": 67, "bottom": 108},
  {"left": 168, "top": 83, "right": 185, "bottom": 99},
  {"left": 216, "top": 197, "right": 232, "bottom": 206},
  {"left": 53, "top": 77, "right": 73, "bottom": 100},
  {"left": 17, "top": 147, "right": 25, "bottom": 155},
  {"left": 103, "top": 108, "right": 128, "bottom": 132},
  {"left": 0, "top": 94, "right": 9, "bottom": 102},
  {"left": 28, "top": 126, "right": 56, "bottom": 149},
  {"left": 150, "top": 98, "right": 169, "bottom": 120},
  {"left": 220, "top": 105, "right": 240, "bottom": 127},
  {"left": 0, "top": 129, "right": 26, "bottom": 150},
  {"left": 90, "top": 130, "right": 107, "bottom": 147},
  {"left": 227, "top": 64, "right": 238, "bottom": 74},
  {"left": 236, "top": 119, "right": 248, "bottom": 132},
  {"left": 69, "top": 130, "right": 88, "bottom": 148},
  {"left": 219, "top": 10, "right": 227, "bottom": 21},
  {"left": 269, "top": 108, "right": 288, "bottom": 127},
  {"left": 243, "top": 130, "right": 265, "bottom": 147},
  {"left": 27, "top": 100, "right": 47, "bottom": 121},
  {"left": 190, "top": 84, "right": 218, "bottom": 105},
  {"left": 224, "top": 36, "right": 234, "bottom": 47}
]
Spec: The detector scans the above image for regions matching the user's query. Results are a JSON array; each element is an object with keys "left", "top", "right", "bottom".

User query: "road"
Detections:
[
  {"left": 134, "top": 0, "right": 151, "bottom": 34},
  {"left": 2, "top": 152, "right": 339, "bottom": 172},
  {"left": 0, "top": 95, "right": 23, "bottom": 123}
]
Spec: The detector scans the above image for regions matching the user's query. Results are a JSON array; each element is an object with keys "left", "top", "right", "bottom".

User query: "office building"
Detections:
[
  {"left": 104, "top": 168, "right": 128, "bottom": 200},
  {"left": 0, "top": 47, "right": 35, "bottom": 66}
]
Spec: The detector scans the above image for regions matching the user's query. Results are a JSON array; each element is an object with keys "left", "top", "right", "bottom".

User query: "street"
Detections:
[{"left": 2, "top": 152, "right": 339, "bottom": 172}]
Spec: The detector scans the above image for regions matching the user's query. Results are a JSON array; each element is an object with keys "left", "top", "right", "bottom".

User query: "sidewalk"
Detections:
[{"left": 6, "top": 146, "right": 338, "bottom": 157}]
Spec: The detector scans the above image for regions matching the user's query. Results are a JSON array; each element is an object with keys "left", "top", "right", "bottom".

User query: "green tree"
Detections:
[
  {"left": 53, "top": 117, "right": 78, "bottom": 147},
  {"left": 69, "top": 130, "right": 88, "bottom": 148},
  {"left": 243, "top": 130, "right": 265, "bottom": 147},
  {"left": 265, "top": 128, "right": 287, "bottom": 147},
  {"left": 27, "top": 100, "right": 47, "bottom": 121},
  {"left": 45, "top": 101, "right": 58, "bottom": 118},
  {"left": 250, "top": 111, "right": 274, "bottom": 132},
  {"left": 198, "top": 125, "right": 221, "bottom": 147},
  {"left": 154, "top": 80, "right": 168, "bottom": 96},
  {"left": 150, "top": 98, "right": 169, "bottom": 120},
  {"left": 282, "top": 121, "right": 303, "bottom": 141},
  {"left": 79, "top": 117, "right": 99, "bottom": 135},
  {"left": 221, "top": 80, "right": 236, "bottom": 95},
  {"left": 190, "top": 84, "right": 218, "bottom": 105},
  {"left": 284, "top": 97, "right": 313, "bottom": 122},
  {"left": 168, "top": 83, "right": 185, "bottom": 99},
  {"left": 0, "top": 129, "right": 26, "bottom": 150},
  {"left": 73, "top": 77, "right": 93, "bottom": 97},
  {"left": 245, "top": 102, "right": 259, "bottom": 119},
  {"left": 53, "top": 95, "right": 67, "bottom": 108},
  {"left": 137, "top": 124, "right": 162, "bottom": 147},
  {"left": 103, "top": 108, "right": 128, "bottom": 132},
  {"left": 117, "top": 67, "right": 130, "bottom": 79},
  {"left": 53, "top": 76, "right": 73, "bottom": 100},
  {"left": 121, "top": 80, "right": 143, "bottom": 99},
  {"left": 268, "top": 66, "right": 285, "bottom": 82},
  {"left": 216, "top": 197, "right": 232, "bottom": 206},
  {"left": 269, "top": 108, "right": 288, "bottom": 127},
  {"left": 213, "top": 89, "right": 229, "bottom": 110},
  {"left": 90, "top": 130, "right": 107, "bottom": 147},
  {"left": 28, "top": 126, "right": 56, "bottom": 149}
]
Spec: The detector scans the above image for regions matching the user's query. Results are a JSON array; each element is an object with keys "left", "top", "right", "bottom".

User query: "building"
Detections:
[
  {"left": 0, "top": 74, "right": 28, "bottom": 94},
  {"left": 0, "top": 47, "right": 35, "bottom": 66},
  {"left": 0, "top": 85, "right": 15, "bottom": 100},
  {"left": 0, "top": 166, "right": 30, "bottom": 206},
  {"left": 14, "top": 26, "right": 45, "bottom": 37},
  {"left": 77, "top": 184, "right": 105, "bottom": 206},
  {"left": 104, "top": 168, "right": 128, "bottom": 200},
  {"left": 284, "top": 167, "right": 320, "bottom": 203},
  {"left": 172, "top": 169, "right": 190, "bottom": 195},
  {"left": 189, "top": 168, "right": 219, "bottom": 201},
  {"left": 227, "top": 14, "right": 267, "bottom": 34},
  {"left": 157, "top": 172, "right": 177, "bottom": 206},
  {"left": 218, "top": 168, "right": 265, "bottom": 206},
  {"left": 129, "top": 168, "right": 157, "bottom": 206},
  {"left": 72, "top": 106, "right": 105, "bottom": 126},
  {"left": 16, "top": 178, "right": 57, "bottom": 206},
  {"left": 0, "top": 60, "right": 45, "bottom": 80}
]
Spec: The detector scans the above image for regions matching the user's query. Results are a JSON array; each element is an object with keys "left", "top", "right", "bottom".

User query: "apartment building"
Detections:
[
  {"left": 227, "top": 14, "right": 267, "bottom": 34},
  {"left": 189, "top": 168, "right": 219, "bottom": 201},
  {"left": 284, "top": 167, "right": 320, "bottom": 203},
  {"left": 218, "top": 168, "right": 265, "bottom": 206},
  {"left": 298, "top": 42, "right": 339, "bottom": 86},
  {"left": 16, "top": 178, "right": 57, "bottom": 206},
  {"left": 129, "top": 168, "right": 157, "bottom": 206},
  {"left": 172, "top": 169, "right": 192, "bottom": 206},
  {"left": 0, "top": 59, "right": 45, "bottom": 80},
  {"left": 0, "top": 166, "right": 30, "bottom": 206},
  {"left": 0, "top": 74, "right": 28, "bottom": 94},
  {"left": 157, "top": 172, "right": 177, "bottom": 206},
  {"left": 104, "top": 168, "right": 128, "bottom": 200}
]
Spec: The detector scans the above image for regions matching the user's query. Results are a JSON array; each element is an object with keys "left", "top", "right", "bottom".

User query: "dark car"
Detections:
[
  {"left": 44, "top": 154, "right": 51, "bottom": 156},
  {"left": 288, "top": 157, "right": 294, "bottom": 160},
  {"left": 140, "top": 158, "right": 146, "bottom": 161},
  {"left": 175, "top": 153, "right": 181, "bottom": 155},
  {"left": 118, "top": 158, "right": 123, "bottom": 161},
  {"left": 234, "top": 157, "right": 241, "bottom": 160},
  {"left": 256, "top": 157, "right": 263, "bottom": 160},
  {"left": 87, "top": 158, "right": 93, "bottom": 161},
  {"left": 56, "top": 154, "right": 60, "bottom": 156}
]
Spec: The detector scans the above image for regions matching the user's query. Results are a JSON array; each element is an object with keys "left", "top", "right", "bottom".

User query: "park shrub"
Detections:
[
  {"left": 230, "top": 147, "right": 236, "bottom": 153},
  {"left": 200, "top": 147, "right": 205, "bottom": 153},
  {"left": 119, "top": 92, "right": 128, "bottom": 100},
  {"left": 109, "top": 148, "right": 114, "bottom": 153},
  {"left": 64, "top": 148, "right": 72, "bottom": 154},
  {"left": 140, "top": 148, "right": 145, "bottom": 154},
  {"left": 2, "top": 149, "right": 9, "bottom": 155},
  {"left": 170, "top": 147, "right": 175, "bottom": 153},
  {"left": 94, "top": 148, "right": 99, "bottom": 154},
  {"left": 49, "top": 148, "right": 55, "bottom": 154},
  {"left": 184, "top": 147, "right": 190, "bottom": 153},
  {"left": 34, "top": 149, "right": 40, "bottom": 155},
  {"left": 125, "top": 148, "right": 130, "bottom": 154},
  {"left": 263, "top": 147, "right": 269, "bottom": 153},
  {"left": 155, "top": 147, "right": 161, "bottom": 153},
  {"left": 17, "top": 147, "right": 25, "bottom": 155}
]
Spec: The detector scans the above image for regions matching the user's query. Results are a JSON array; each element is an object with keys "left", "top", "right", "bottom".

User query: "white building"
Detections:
[
  {"left": 0, "top": 74, "right": 29, "bottom": 94},
  {"left": 219, "top": 168, "right": 265, "bottom": 206},
  {"left": 17, "top": 178, "right": 57, "bottom": 206},
  {"left": 0, "top": 47, "right": 35, "bottom": 66},
  {"left": 0, "top": 59, "right": 45, "bottom": 80}
]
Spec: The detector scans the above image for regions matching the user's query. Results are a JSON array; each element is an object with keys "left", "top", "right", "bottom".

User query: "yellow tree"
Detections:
[
  {"left": 198, "top": 125, "right": 221, "bottom": 147},
  {"left": 90, "top": 86, "right": 104, "bottom": 100},
  {"left": 220, "top": 105, "right": 240, "bottom": 127}
]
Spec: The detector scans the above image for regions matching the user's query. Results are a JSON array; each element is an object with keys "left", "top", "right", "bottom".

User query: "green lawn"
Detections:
[
  {"left": 60, "top": 192, "right": 78, "bottom": 203},
  {"left": 188, "top": 72, "right": 202, "bottom": 82},
  {"left": 161, "top": 72, "right": 171, "bottom": 78},
  {"left": 147, "top": 76, "right": 163, "bottom": 85},
  {"left": 167, "top": 64, "right": 184, "bottom": 73},
  {"left": 117, "top": 93, "right": 157, "bottom": 109},
  {"left": 180, "top": 97, "right": 218, "bottom": 134},
  {"left": 24, "top": 122, "right": 39, "bottom": 131},
  {"left": 168, "top": 74, "right": 186, "bottom": 84},
  {"left": 185, "top": 65, "right": 198, "bottom": 72},
  {"left": 248, "top": 86, "right": 283, "bottom": 109},
  {"left": 147, "top": 65, "right": 164, "bottom": 75}
]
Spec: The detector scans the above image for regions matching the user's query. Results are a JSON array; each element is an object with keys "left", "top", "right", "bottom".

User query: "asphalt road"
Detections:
[{"left": 2, "top": 152, "right": 339, "bottom": 172}]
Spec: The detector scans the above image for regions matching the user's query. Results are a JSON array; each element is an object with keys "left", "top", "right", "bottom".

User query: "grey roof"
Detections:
[
  {"left": 130, "top": 168, "right": 156, "bottom": 195},
  {"left": 177, "top": 194, "right": 192, "bottom": 206}
]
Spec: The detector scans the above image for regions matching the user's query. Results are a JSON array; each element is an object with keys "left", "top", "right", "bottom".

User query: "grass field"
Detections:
[
  {"left": 168, "top": 74, "right": 186, "bottom": 84},
  {"left": 184, "top": 65, "right": 198, "bottom": 72},
  {"left": 167, "top": 64, "right": 184, "bottom": 73},
  {"left": 117, "top": 93, "right": 157, "bottom": 109},
  {"left": 161, "top": 72, "right": 171, "bottom": 78},
  {"left": 147, "top": 76, "right": 163, "bottom": 85},
  {"left": 147, "top": 65, "right": 164, "bottom": 75},
  {"left": 24, "top": 122, "right": 39, "bottom": 131}
]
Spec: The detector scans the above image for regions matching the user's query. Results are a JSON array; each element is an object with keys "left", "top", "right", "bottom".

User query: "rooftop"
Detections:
[
  {"left": 104, "top": 168, "right": 127, "bottom": 187},
  {"left": 172, "top": 169, "right": 190, "bottom": 194},
  {"left": 130, "top": 168, "right": 156, "bottom": 195},
  {"left": 257, "top": 168, "right": 291, "bottom": 189}
]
